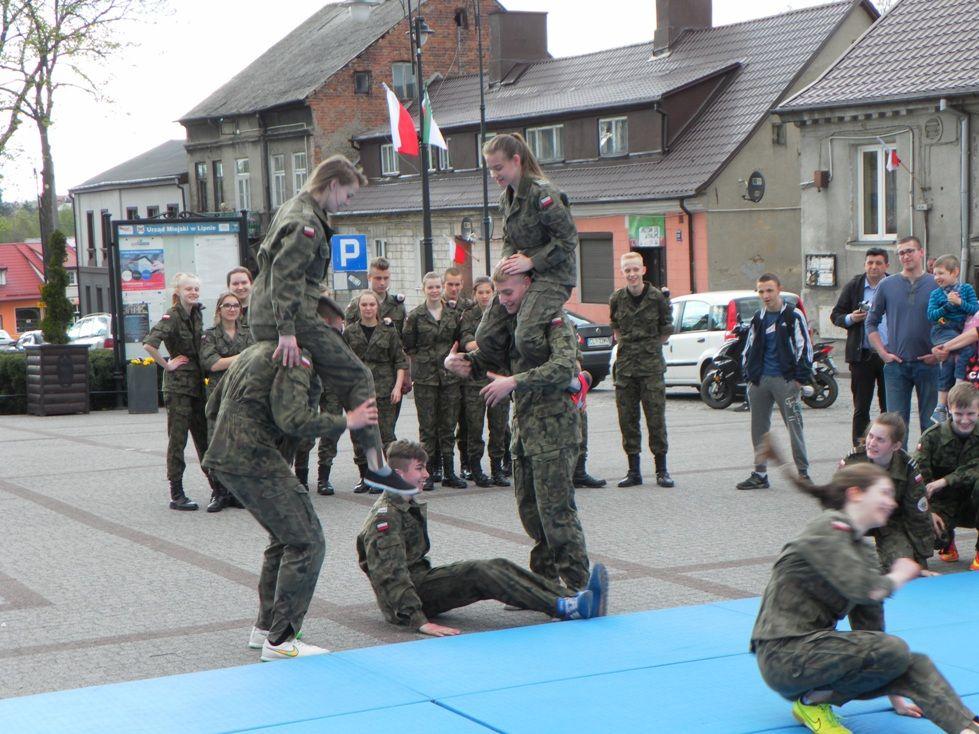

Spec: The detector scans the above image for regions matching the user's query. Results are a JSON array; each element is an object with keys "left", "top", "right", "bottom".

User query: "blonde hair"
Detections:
[
  {"left": 482, "top": 133, "right": 547, "bottom": 180},
  {"left": 302, "top": 154, "right": 367, "bottom": 195},
  {"left": 422, "top": 271, "right": 442, "bottom": 285},
  {"left": 620, "top": 252, "right": 644, "bottom": 266},
  {"left": 213, "top": 291, "right": 242, "bottom": 325},
  {"left": 949, "top": 382, "right": 979, "bottom": 409},
  {"left": 170, "top": 273, "right": 201, "bottom": 306}
]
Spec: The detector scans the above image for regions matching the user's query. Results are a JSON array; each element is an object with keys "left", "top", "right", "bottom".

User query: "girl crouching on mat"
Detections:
[{"left": 751, "top": 444, "right": 979, "bottom": 734}]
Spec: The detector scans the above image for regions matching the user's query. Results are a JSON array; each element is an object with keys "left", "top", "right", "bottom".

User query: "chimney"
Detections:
[
  {"left": 488, "top": 11, "right": 549, "bottom": 84},
  {"left": 653, "top": 0, "right": 711, "bottom": 56}
]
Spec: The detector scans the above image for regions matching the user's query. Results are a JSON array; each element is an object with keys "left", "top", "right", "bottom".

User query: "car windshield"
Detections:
[{"left": 563, "top": 311, "right": 590, "bottom": 327}]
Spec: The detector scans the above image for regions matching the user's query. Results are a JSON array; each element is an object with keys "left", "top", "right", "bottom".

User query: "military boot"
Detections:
[
  {"left": 430, "top": 452, "right": 444, "bottom": 483},
  {"left": 489, "top": 457, "right": 511, "bottom": 487},
  {"left": 423, "top": 459, "right": 437, "bottom": 491},
  {"left": 442, "top": 457, "right": 467, "bottom": 488},
  {"left": 169, "top": 479, "right": 199, "bottom": 511},
  {"left": 206, "top": 486, "right": 231, "bottom": 513},
  {"left": 353, "top": 463, "right": 369, "bottom": 494},
  {"left": 294, "top": 462, "right": 309, "bottom": 491},
  {"left": 460, "top": 450, "right": 474, "bottom": 480},
  {"left": 469, "top": 456, "right": 492, "bottom": 488},
  {"left": 654, "top": 453, "right": 675, "bottom": 488},
  {"left": 316, "top": 464, "right": 335, "bottom": 496},
  {"left": 573, "top": 454, "right": 607, "bottom": 488},
  {"left": 502, "top": 446, "right": 513, "bottom": 477},
  {"left": 617, "top": 454, "right": 642, "bottom": 488}
]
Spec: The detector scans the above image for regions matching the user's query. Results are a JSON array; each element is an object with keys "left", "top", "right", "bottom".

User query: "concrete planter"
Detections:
[
  {"left": 25, "top": 344, "right": 91, "bottom": 416},
  {"left": 126, "top": 364, "right": 159, "bottom": 414}
]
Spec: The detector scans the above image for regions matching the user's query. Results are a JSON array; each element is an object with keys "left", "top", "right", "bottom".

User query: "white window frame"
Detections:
[
  {"left": 235, "top": 158, "right": 251, "bottom": 211},
  {"left": 857, "top": 144, "right": 898, "bottom": 241},
  {"left": 381, "top": 144, "right": 399, "bottom": 176},
  {"left": 0, "top": 268, "right": 6, "bottom": 286},
  {"left": 374, "top": 239, "right": 387, "bottom": 258},
  {"left": 292, "top": 152, "right": 307, "bottom": 192},
  {"left": 270, "top": 154, "right": 286, "bottom": 208},
  {"left": 436, "top": 144, "right": 451, "bottom": 171},
  {"left": 525, "top": 124, "right": 564, "bottom": 163},
  {"left": 391, "top": 62, "right": 416, "bottom": 100},
  {"left": 598, "top": 117, "right": 628, "bottom": 157}
]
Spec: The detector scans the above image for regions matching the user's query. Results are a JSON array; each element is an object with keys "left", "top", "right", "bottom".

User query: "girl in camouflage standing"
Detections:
[
  {"left": 143, "top": 273, "right": 208, "bottom": 511},
  {"left": 751, "top": 458, "right": 979, "bottom": 734},
  {"left": 199, "top": 291, "right": 254, "bottom": 512}
]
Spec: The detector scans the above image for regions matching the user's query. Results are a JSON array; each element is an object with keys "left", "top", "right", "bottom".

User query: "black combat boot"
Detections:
[
  {"left": 573, "top": 454, "right": 607, "bottom": 488},
  {"left": 169, "top": 479, "right": 199, "bottom": 511},
  {"left": 316, "top": 464, "right": 335, "bottom": 496},
  {"left": 423, "top": 459, "right": 437, "bottom": 491},
  {"left": 469, "top": 455, "right": 492, "bottom": 488},
  {"left": 460, "top": 451, "right": 473, "bottom": 481},
  {"left": 442, "top": 456, "right": 467, "bottom": 488},
  {"left": 489, "top": 457, "right": 511, "bottom": 487},
  {"left": 654, "top": 453, "right": 675, "bottom": 488},
  {"left": 353, "top": 463, "right": 369, "bottom": 494},
  {"left": 617, "top": 454, "right": 642, "bottom": 488},
  {"left": 502, "top": 445, "right": 513, "bottom": 477},
  {"left": 430, "top": 451, "right": 444, "bottom": 483}
]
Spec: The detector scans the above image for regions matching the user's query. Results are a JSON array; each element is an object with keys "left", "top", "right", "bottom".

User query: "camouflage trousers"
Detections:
[
  {"left": 475, "top": 281, "right": 571, "bottom": 369},
  {"left": 874, "top": 524, "right": 931, "bottom": 570},
  {"left": 212, "top": 469, "right": 325, "bottom": 642},
  {"left": 578, "top": 408, "right": 589, "bottom": 461},
  {"left": 513, "top": 445, "right": 589, "bottom": 590},
  {"left": 164, "top": 393, "right": 208, "bottom": 482},
  {"left": 455, "top": 385, "right": 469, "bottom": 462},
  {"left": 614, "top": 374, "right": 668, "bottom": 456},
  {"left": 409, "top": 558, "right": 574, "bottom": 621},
  {"left": 296, "top": 387, "right": 344, "bottom": 472},
  {"left": 354, "top": 386, "right": 399, "bottom": 467},
  {"left": 413, "top": 383, "right": 461, "bottom": 463},
  {"left": 755, "top": 632, "right": 977, "bottom": 733},
  {"left": 464, "top": 383, "right": 510, "bottom": 461},
  {"left": 929, "top": 485, "right": 979, "bottom": 552}
]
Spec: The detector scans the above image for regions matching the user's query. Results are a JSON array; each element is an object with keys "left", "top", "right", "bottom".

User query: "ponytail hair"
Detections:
[
  {"left": 170, "top": 272, "right": 201, "bottom": 306},
  {"left": 483, "top": 133, "right": 547, "bottom": 181},
  {"left": 302, "top": 154, "right": 367, "bottom": 195},
  {"left": 761, "top": 434, "right": 889, "bottom": 509}
]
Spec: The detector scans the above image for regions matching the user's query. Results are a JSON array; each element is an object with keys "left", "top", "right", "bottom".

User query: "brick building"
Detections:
[{"left": 0, "top": 242, "right": 78, "bottom": 337}]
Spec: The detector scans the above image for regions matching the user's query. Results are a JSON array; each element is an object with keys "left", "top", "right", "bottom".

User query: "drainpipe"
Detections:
[
  {"left": 940, "top": 99, "right": 972, "bottom": 281},
  {"left": 679, "top": 197, "right": 696, "bottom": 293}
]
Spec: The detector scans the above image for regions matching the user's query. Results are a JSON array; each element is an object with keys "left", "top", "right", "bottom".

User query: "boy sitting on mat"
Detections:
[{"left": 356, "top": 439, "right": 609, "bottom": 636}]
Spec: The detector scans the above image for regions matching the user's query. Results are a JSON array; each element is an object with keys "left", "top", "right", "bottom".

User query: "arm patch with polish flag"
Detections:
[
  {"left": 539, "top": 195, "right": 554, "bottom": 209},
  {"left": 300, "top": 356, "right": 312, "bottom": 369},
  {"left": 831, "top": 520, "right": 852, "bottom": 532},
  {"left": 550, "top": 316, "right": 564, "bottom": 329},
  {"left": 161, "top": 314, "right": 171, "bottom": 320},
  {"left": 376, "top": 521, "right": 390, "bottom": 533},
  {"left": 303, "top": 226, "right": 316, "bottom": 238}
]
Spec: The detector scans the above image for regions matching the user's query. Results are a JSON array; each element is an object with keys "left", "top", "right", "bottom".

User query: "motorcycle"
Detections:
[{"left": 700, "top": 328, "right": 839, "bottom": 410}]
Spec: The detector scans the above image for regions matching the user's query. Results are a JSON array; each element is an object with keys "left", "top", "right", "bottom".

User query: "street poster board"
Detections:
[{"left": 628, "top": 215, "right": 666, "bottom": 249}]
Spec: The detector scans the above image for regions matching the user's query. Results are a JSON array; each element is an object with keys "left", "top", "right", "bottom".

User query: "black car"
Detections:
[{"left": 565, "top": 310, "right": 613, "bottom": 387}]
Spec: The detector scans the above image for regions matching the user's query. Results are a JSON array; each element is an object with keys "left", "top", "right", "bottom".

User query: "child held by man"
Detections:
[{"left": 927, "top": 255, "right": 978, "bottom": 424}]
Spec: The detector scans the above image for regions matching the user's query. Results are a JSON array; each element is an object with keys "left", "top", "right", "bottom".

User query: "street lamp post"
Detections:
[
  {"left": 473, "top": 0, "right": 492, "bottom": 275},
  {"left": 407, "top": 0, "right": 435, "bottom": 274}
]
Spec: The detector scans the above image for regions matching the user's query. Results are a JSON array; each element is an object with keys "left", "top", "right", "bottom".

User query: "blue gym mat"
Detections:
[{"left": 2, "top": 572, "right": 978, "bottom": 733}]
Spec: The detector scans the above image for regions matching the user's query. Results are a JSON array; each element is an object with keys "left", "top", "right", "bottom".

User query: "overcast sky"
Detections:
[{"left": 0, "top": 0, "right": 867, "bottom": 203}]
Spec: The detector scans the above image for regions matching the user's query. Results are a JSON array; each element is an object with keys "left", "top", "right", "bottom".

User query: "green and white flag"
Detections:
[{"left": 422, "top": 87, "right": 448, "bottom": 150}]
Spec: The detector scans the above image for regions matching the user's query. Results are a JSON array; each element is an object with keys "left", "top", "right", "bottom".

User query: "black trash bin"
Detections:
[{"left": 127, "top": 363, "right": 158, "bottom": 414}]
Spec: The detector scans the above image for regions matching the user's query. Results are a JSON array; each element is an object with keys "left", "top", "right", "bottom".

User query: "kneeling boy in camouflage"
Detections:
[{"left": 357, "top": 440, "right": 609, "bottom": 636}]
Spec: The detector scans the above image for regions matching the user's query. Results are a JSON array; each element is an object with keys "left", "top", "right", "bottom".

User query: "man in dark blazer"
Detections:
[{"left": 830, "top": 248, "right": 889, "bottom": 447}]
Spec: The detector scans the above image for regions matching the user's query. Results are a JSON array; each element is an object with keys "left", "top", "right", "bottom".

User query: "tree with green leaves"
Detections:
[{"left": 39, "top": 229, "right": 73, "bottom": 344}]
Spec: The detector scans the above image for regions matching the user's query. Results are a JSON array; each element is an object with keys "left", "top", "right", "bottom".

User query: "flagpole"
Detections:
[
  {"left": 408, "top": 0, "right": 435, "bottom": 274},
  {"left": 474, "top": 0, "right": 491, "bottom": 275}
]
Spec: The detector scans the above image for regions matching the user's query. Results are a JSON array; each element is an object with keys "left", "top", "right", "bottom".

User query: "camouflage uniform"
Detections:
[
  {"left": 841, "top": 447, "right": 934, "bottom": 568},
  {"left": 357, "top": 492, "right": 574, "bottom": 629},
  {"left": 469, "top": 316, "right": 589, "bottom": 589},
  {"left": 914, "top": 421, "right": 979, "bottom": 552},
  {"left": 403, "top": 303, "right": 463, "bottom": 470},
  {"left": 460, "top": 302, "right": 510, "bottom": 465},
  {"left": 752, "top": 509, "right": 977, "bottom": 733},
  {"left": 143, "top": 304, "right": 207, "bottom": 483},
  {"left": 344, "top": 319, "right": 408, "bottom": 466},
  {"left": 200, "top": 322, "right": 254, "bottom": 438},
  {"left": 344, "top": 291, "right": 408, "bottom": 334},
  {"left": 449, "top": 297, "right": 476, "bottom": 469},
  {"left": 475, "top": 177, "right": 578, "bottom": 369},
  {"left": 609, "top": 284, "right": 673, "bottom": 456},
  {"left": 248, "top": 191, "right": 383, "bottom": 462},
  {"left": 203, "top": 342, "right": 345, "bottom": 642}
]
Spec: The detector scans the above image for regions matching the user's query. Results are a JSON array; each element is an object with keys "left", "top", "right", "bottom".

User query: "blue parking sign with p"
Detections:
[{"left": 331, "top": 234, "right": 368, "bottom": 272}]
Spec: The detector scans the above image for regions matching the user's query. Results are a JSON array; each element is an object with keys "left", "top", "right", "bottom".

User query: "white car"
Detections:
[
  {"left": 0, "top": 329, "right": 12, "bottom": 348},
  {"left": 67, "top": 313, "right": 114, "bottom": 349},
  {"left": 611, "top": 289, "right": 804, "bottom": 388}
]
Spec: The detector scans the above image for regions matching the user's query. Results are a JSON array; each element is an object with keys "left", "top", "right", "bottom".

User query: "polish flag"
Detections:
[
  {"left": 885, "top": 148, "right": 901, "bottom": 172},
  {"left": 382, "top": 83, "right": 419, "bottom": 157}
]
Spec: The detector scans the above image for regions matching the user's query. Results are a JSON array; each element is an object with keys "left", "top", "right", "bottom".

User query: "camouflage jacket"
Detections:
[
  {"left": 459, "top": 302, "right": 508, "bottom": 385},
  {"left": 356, "top": 493, "right": 433, "bottom": 629},
  {"left": 914, "top": 421, "right": 979, "bottom": 490},
  {"left": 469, "top": 315, "right": 580, "bottom": 456},
  {"left": 403, "top": 303, "right": 463, "bottom": 386},
  {"left": 345, "top": 291, "right": 408, "bottom": 335},
  {"left": 501, "top": 176, "right": 577, "bottom": 287},
  {"left": 202, "top": 342, "right": 345, "bottom": 479},
  {"left": 343, "top": 320, "right": 408, "bottom": 394},
  {"left": 248, "top": 192, "right": 332, "bottom": 339},
  {"left": 841, "top": 447, "right": 934, "bottom": 561},
  {"left": 609, "top": 285, "right": 673, "bottom": 378},
  {"left": 143, "top": 303, "right": 206, "bottom": 398},
  {"left": 199, "top": 322, "right": 254, "bottom": 389},
  {"left": 751, "top": 510, "right": 892, "bottom": 648}
]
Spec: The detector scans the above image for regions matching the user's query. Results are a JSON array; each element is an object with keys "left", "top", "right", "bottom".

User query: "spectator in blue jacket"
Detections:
[
  {"left": 736, "top": 273, "right": 813, "bottom": 490},
  {"left": 927, "top": 254, "right": 979, "bottom": 424}
]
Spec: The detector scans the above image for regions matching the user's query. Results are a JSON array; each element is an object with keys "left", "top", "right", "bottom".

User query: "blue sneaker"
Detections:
[
  {"left": 586, "top": 563, "right": 610, "bottom": 617},
  {"left": 557, "top": 590, "right": 595, "bottom": 620}
]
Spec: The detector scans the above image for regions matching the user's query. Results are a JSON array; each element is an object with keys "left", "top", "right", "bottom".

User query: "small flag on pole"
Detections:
[
  {"left": 422, "top": 87, "right": 448, "bottom": 151},
  {"left": 885, "top": 148, "right": 901, "bottom": 172},
  {"left": 382, "top": 82, "right": 419, "bottom": 157},
  {"left": 450, "top": 236, "right": 468, "bottom": 264}
]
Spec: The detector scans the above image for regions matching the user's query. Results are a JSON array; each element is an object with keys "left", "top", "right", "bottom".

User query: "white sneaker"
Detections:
[
  {"left": 248, "top": 627, "right": 268, "bottom": 650},
  {"left": 260, "top": 636, "right": 330, "bottom": 662}
]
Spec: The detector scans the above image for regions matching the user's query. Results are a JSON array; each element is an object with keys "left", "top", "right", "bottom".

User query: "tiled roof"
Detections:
[
  {"left": 342, "top": 0, "right": 869, "bottom": 213},
  {"left": 0, "top": 244, "right": 44, "bottom": 301},
  {"left": 71, "top": 140, "right": 187, "bottom": 193},
  {"left": 781, "top": 0, "right": 979, "bottom": 111},
  {"left": 180, "top": 0, "right": 416, "bottom": 121}
]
